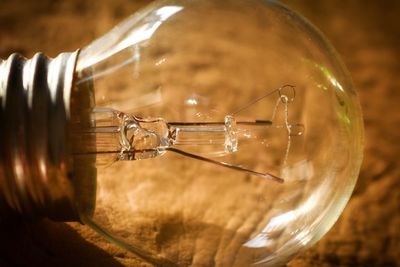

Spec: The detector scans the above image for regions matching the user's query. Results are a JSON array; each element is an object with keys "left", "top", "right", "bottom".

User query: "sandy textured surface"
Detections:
[{"left": 0, "top": 0, "right": 399, "bottom": 266}]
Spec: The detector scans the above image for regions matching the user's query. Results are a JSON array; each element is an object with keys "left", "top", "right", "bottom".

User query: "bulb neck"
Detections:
[{"left": 0, "top": 52, "right": 80, "bottom": 221}]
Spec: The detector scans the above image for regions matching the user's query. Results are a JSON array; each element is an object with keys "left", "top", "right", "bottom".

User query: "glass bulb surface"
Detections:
[{"left": 71, "top": 0, "right": 363, "bottom": 266}]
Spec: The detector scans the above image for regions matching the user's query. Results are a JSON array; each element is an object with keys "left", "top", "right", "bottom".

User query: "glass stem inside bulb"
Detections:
[
  {"left": 168, "top": 115, "right": 239, "bottom": 156},
  {"left": 83, "top": 108, "right": 291, "bottom": 183},
  {"left": 73, "top": 86, "right": 304, "bottom": 183},
  {"left": 92, "top": 109, "right": 259, "bottom": 160}
]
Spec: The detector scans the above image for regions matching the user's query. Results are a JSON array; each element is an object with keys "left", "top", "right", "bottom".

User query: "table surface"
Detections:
[{"left": 0, "top": 1, "right": 399, "bottom": 266}]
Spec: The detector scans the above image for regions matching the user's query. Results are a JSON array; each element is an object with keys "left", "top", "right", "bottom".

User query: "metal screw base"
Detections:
[{"left": 0, "top": 52, "right": 79, "bottom": 221}]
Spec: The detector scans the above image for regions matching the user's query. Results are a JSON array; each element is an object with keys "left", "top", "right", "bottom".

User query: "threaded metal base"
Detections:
[{"left": 0, "top": 52, "right": 79, "bottom": 221}]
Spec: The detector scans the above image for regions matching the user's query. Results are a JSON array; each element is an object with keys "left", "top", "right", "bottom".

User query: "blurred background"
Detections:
[{"left": 0, "top": 0, "right": 399, "bottom": 266}]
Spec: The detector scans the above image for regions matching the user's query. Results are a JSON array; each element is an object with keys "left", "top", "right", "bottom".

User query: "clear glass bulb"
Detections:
[{"left": 69, "top": 0, "right": 364, "bottom": 266}]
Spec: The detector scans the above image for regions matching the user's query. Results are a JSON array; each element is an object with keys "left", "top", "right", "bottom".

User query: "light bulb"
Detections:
[{"left": 0, "top": 0, "right": 364, "bottom": 266}]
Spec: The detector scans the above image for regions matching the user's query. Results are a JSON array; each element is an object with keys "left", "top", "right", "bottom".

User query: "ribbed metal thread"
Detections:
[{"left": 0, "top": 52, "right": 80, "bottom": 221}]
